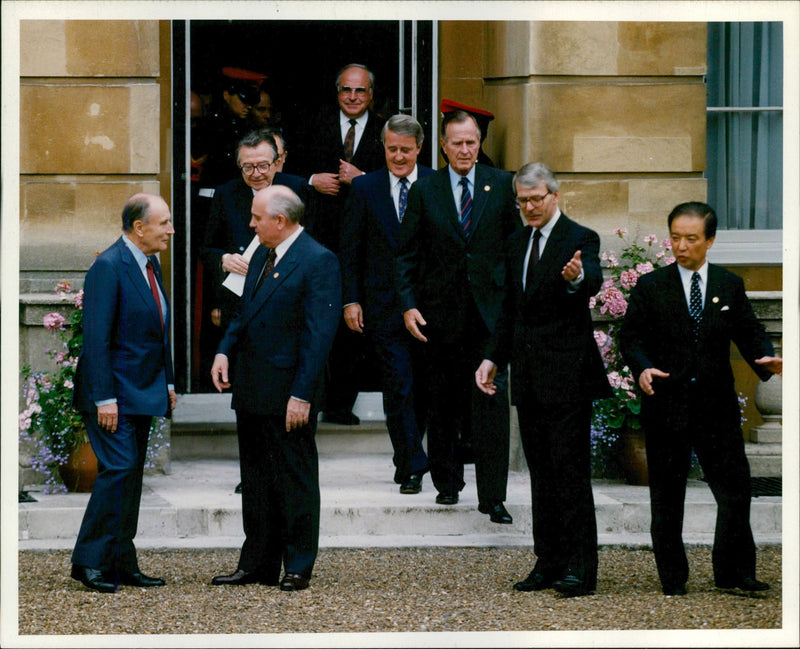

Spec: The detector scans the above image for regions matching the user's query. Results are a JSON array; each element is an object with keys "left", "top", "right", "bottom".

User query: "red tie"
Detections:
[{"left": 146, "top": 261, "right": 164, "bottom": 330}]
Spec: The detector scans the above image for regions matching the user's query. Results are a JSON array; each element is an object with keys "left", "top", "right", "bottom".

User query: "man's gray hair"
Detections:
[
  {"left": 335, "top": 63, "right": 375, "bottom": 92},
  {"left": 381, "top": 114, "right": 424, "bottom": 146},
  {"left": 236, "top": 129, "right": 279, "bottom": 164},
  {"left": 265, "top": 186, "right": 305, "bottom": 225},
  {"left": 513, "top": 162, "right": 560, "bottom": 193}
]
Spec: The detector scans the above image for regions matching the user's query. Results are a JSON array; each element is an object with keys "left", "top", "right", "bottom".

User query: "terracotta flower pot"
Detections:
[
  {"left": 58, "top": 441, "right": 98, "bottom": 492},
  {"left": 621, "top": 429, "right": 649, "bottom": 486}
]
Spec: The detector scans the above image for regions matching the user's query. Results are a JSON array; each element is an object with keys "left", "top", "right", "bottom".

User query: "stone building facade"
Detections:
[{"left": 16, "top": 19, "right": 783, "bottom": 478}]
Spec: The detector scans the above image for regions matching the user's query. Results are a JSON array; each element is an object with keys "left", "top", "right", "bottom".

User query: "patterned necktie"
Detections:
[
  {"left": 689, "top": 271, "right": 703, "bottom": 341},
  {"left": 524, "top": 228, "right": 542, "bottom": 293},
  {"left": 398, "top": 177, "right": 409, "bottom": 222},
  {"left": 254, "top": 249, "right": 278, "bottom": 295},
  {"left": 146, "top": 261, "right": 164, "bottom": 331},
  {"left": 459, "top": 176, "right": 472, "bottom": 236},
  {"left": 343, "top": 119, "right": 357, "bottom": 162}
]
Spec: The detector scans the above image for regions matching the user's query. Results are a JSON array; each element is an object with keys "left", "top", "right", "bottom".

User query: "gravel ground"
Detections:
[{"left": 18, "top": 546, "right": 781, "bottom": 636}]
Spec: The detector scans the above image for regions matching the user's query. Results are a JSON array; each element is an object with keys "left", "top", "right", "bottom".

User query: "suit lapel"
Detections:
[
  {"left": 664, "top": 263, "right": 694, "bottom": 332},
  {"left": 526, "top": 214, "right": 570, "bottom": 297},
  {"left": 434, "top": 168, "right": 465, "bottom": 243},
  {"left": 118, "top": 239, "right": 164, "bottom": 331},
  {"left": 468, "top": 165, "right": 491, "bottom": 238},
  {"left": 375, "top": 170, "right": 401, "bottom": 242}
]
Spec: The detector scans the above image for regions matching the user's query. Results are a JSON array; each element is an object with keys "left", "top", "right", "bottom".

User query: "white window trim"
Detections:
[{"left": 708, "top": 230, "right": 783, "bottom": 266}]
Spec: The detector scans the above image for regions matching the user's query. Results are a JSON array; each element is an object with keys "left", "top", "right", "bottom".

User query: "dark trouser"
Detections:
[
  {"left": 370, "top": 327, "right": 428, "bottom": 480},
  {"left": 645, "top": 388, "right": 755, "bottom": 590},
  {"left": 323, "top": 321, "right": 363, "bottom": 416},
  {"left": 235, "top": 410, "right": 320, "bottom": 580},
  {"left": 424, "top": 300, "right": 510, "bottom": 503},
  {"left": 71, "top": 413, "right": 151, "bottom": 574},
  {"left": 517, "top": 399, "right": 598, "bottom": 589}
]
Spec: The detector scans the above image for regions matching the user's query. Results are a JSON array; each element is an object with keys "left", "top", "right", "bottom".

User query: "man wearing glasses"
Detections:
[
  {"left": 199, "top": 129, "right": 307, "bottom": 397},
  {"left": 293, "top": 63, "right": 387, "bottom": 426},
  {"left": 475, "top": 162, "right": 610, "bottom": 597}
]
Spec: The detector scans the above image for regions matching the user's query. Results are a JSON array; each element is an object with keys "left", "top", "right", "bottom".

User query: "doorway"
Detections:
[{"left": 172, "top": 19, "right": 436, "bottom": 393}]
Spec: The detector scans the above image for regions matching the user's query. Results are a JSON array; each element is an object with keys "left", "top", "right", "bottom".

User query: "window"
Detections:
[{"left": 706, "top": 22, "right": 783, "bottom": 234}]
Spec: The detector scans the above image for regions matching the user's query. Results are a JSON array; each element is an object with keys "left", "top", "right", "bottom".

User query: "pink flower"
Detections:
[
  {"left": 664, "top": 255, "right": 676, "bottom": 265},
  {"left": 43, "top": 312, "right": 66, "bottom": 332},
  {"left": 63, "top": 379, "right": 74, "bottom": 389},
  {"left": 620, "top": 269, "right": 639, "bottom": 290},
  {"left": 599, "top": 286, "right": 628, "bottom": 318},
  {"left": 588, "top": 296, "right": 597, "bottom": 309},
  {"left": 643, "top": 234, "right": 658, "bottom": 245},
  {"left": 613, "top": 227, "right": 628, "bottom": 237},
  {"left": 19, "top": 412, "right": 32, "bottom": 432},
  {"left": 55, "top": 280, "right": 72, "bottom": 296},
  {"left": 593, "top": 330, "right": 608, "bottom": 347},
  {"left": 635, "top": 261, "right": 654, "bottom": 275},
  {"left": 661, "top": 239, "right": 671, "bottom": 250},
  {"left": 74, "top": 289, "right": 84, "bottom": 310},
  {"left": 608, "top": 371, "right": 623, "bottom": 388}
]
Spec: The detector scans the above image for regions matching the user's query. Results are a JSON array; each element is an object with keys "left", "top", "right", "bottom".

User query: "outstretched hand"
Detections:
[{"left": 561, "top": 250, "right": 582, "bottom": 282}]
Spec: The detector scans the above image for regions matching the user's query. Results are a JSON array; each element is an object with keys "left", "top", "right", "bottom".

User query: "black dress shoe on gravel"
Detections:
[
  {"left": 553, "top": 574, "right": 593, "bottom": 597},
  {"left": 211, "top": 569, "right": 277, "bottom": 586},
  {"left": 400, "top": 473, "right": 423, "bottom": 494},
  {"left": 478, "top": 501, "right": 513, "bottom": 524},
  {"left": 280, "top": 573, "right": 310, "bottom": 591},
  {"left": 717, "top": 577, "right": 770, "bottom": 592},
  {"left": 119, "top": 571, "right": 165, "bottom": 587},
  {"left": 435, "top": 492, "right": 458, "bottom": 505},
  {"left": 514, "top": 570, "right": 553, "bottom": 592},
  {"left": 662, "top": 585, "right": 687, "bottom": 596},
  {"left": 71, "top": 565, "right": 116, "bottom": 593}
]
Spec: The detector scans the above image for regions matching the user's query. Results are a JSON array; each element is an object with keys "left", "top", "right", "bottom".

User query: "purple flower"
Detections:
[
  {"left": 613, "top": 227, "right": 628, "bottom": 237},
  {"left": 620, "top": 269, "right": 639, "bottom": 290},
  {"left": 643, "top": 234, "right": 658, "bottom": 245},
  {"left": 43, "top": 312, "right": 66, "bottom": 332}
]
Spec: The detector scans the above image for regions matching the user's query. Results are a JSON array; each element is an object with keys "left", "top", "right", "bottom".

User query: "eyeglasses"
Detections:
[
  {"left": 239, "top": 161, "right": 274, "bottom": 175},
  {"left": 338, "top": 86, "right": 369, "bottom": 95},
  {"left": 515, "top": 192, "right": 550, "bottom": 208}
]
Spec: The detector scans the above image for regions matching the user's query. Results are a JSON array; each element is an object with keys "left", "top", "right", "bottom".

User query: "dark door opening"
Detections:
[{"left": 172, "top": 20, "right": 434, "bottom": 393}]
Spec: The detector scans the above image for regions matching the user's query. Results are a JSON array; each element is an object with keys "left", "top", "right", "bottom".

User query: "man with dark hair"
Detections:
[
  {"left": 293, "top": 63, "right": 387, "bottom": 426},
  {"left": 339, "top": 114, "right": 432, "bottom": 493},
  {"left": 71, "top": 193, "right": 177, "bottom": 593},
  {"left": 210, "top": 185, "right": 341, "bottom": 592},
  {"left": 476, "top": 162, "right": 610, "bottom": 597},
  {"left": 620, "top": 201, "right": 782, "bottom": 597},
  {"left": 396, "top": 110, "right": 521, "bottom": 521}
]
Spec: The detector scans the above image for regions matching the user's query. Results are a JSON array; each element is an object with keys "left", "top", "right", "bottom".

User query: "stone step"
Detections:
[{"left": 18, "top": 458, "right": 782, "bottom": 550}]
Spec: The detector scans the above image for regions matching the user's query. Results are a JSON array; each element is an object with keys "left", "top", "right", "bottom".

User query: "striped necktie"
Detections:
[{"left": 459, "top": 176, "right": 472, "bottom": 236}]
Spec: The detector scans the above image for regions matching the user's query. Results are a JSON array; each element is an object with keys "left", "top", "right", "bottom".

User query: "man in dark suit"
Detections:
[
  {"left": 476, "top": 162, "right": 611, "bottom": 597},
  {"left": 71, "top": 193, "right": 177, "bottom": 593},
  {"left": 199, "top": 128, "right": 308, "bottom": 402},
  {"left": 293, "top": 63, "right": 387, "bottom": 426},
  {"left": 210, "top": 185, "right": 341, "bottom": 592},
  {"left": 339, "top": 114, "right": 432, "bottom": 494},
  {"left": 395, "top": 109, "right": 521, "bottom": 523},
  {"left": 619, "top": 201, "right": 782, "bottom": 597}
]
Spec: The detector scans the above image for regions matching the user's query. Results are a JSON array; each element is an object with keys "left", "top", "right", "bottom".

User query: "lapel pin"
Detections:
[
  {"left": 484, "top": 185, "right": 491, "bottom": 192},
  {"left": 712, "top": 296, "right": 719, "bottom": 303},
  {"left": 273, "top": 272, "right": 279, "bottom": 279}
]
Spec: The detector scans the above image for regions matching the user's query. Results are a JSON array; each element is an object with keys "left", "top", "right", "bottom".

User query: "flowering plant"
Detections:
[
  {"left": 20, "top": 281, "right": 168, "bottom": 493},
  {"left": 589, "top": 229, "right": 675, "bottom": 477}
]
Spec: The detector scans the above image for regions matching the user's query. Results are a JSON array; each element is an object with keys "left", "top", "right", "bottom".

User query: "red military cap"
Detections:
[
  {"left": 439, "top": 98, "right": 495, "bottom": 121},
  {"left": 222, "top": 66, "right": 268, "bottom": 83}
]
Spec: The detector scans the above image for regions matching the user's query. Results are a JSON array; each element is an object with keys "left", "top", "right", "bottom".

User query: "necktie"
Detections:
[
  {"left": 398, "top": 177, "right": 409, "bottom": 222},
  {"left": 459, "top": 176, "right": 472, "bottom": 236},
  {"left": 525, "top": 228, "right": 542, "bottom": 293},
  {"left": 689, "top": 271, "right": 703, "bottom": 341},
  {"left": 146, "top": 261, "right": 164, "bottom": 331},
  {"left": 254, "top": 249, "right": 278, "bottom": 294},
  {"left": 343, "top": 119, "right": 357, "bottom": 162}
]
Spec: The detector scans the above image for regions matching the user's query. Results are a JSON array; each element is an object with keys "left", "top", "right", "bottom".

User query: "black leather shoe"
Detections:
[
  {"left": 322, "top": 411, "right": 360, "bottom": 426},
  {"left": 280, "top": 573, "right": 310, "bottom": 591},
  {"left": 211, "top": 569, "right": 277, "bottom": 586},
  {"left": 663, "top": 585, "right": 687, "bottom": 596},
  {"left": 435, "top": 492, "right": 458, "bottom": 505},
  {"left": 553, "top": 574, "right": 593, "bottom": 597},
  {"left": 717, "top": 577, "right": 770, "bottom": 592},
  {"left": 119, "top": 571, "right": 165, "bottom": 587},
  {"left": 478, "top": 501, "right": 513, "bottom": 524},
  {"left": 514, "top": 570, "right": 553, "bottom": 592},
  {"left": 234, "top": 482, "right": 242, "bottom": 494},
  {"left": 71, "top": 565, "right": 116, "bottom": 593},
  {"left": 400, "top": 473, "right": 423, "bottom": 494}
]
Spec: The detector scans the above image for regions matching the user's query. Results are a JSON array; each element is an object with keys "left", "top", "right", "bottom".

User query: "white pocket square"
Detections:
[{"left": 720, "top": 305, "right": 730, "bottom": 311}]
